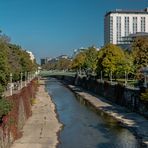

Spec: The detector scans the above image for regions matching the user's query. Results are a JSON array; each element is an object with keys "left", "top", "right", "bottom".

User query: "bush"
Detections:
[
  {"left": 0, "top": 98, "right": 12, "bottom": 117},
  {"left": 0, "top": 84, "right": 4, "bottom": 96},
  {"left": 141, "top": 89, "right": 148, "bottom": 102}
]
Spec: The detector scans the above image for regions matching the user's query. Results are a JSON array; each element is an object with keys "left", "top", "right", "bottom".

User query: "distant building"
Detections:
[
  {"left": 104, "top": 8, "right": 148, "bottom": 46},
  {"left": 40, "top": 58, "right": 49, "bottom": 66},
  {"left": 122, "top": 32, "right": 148, "bottom": 46},
  {"left": 73, "top": 48, "right": 86, "bottom": 57},
  {"left": 57, "top": 55, "right": 69, "bottom": 60},
  {"left": 73, "top": 46, "right": 100, "bottom": 58},
  {"left": 41, "top": 55, "right": 71, "bottom": 66}
]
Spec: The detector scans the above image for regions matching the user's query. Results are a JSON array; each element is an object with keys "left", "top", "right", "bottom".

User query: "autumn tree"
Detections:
[
  {"left": 42, "top": 58, "right": 72, "bottom": 71},
  {"left": 55, "top": 58, "right": 72, "bottom": 70},
  {"left": 132, "top": 37, "right": 148, "bottom": 70},
  {"left": 71, "top": 51, "right": 86, "bottom": 73}
]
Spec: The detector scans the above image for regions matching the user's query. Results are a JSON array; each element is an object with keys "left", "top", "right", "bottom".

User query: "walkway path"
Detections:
[
  {"left": 11, "top": 80, "right": 62, "bottom": 148},
  {"left": 68, "top": 85, "right": 148, "bottom": 147}
]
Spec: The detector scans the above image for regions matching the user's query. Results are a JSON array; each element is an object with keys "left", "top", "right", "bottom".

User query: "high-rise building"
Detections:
[{"left": 104, "top": 8, "right": 148, "bottom": 45}]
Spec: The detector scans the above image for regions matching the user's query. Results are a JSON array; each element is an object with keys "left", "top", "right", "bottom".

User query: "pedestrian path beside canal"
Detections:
[{"left": 11, "top": 80, "right": 62, "bottom": 148}]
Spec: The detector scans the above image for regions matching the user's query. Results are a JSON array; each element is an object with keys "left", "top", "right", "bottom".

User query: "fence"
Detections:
[{"left": 3, "top": 72, "right": 38, "bottom": 97}]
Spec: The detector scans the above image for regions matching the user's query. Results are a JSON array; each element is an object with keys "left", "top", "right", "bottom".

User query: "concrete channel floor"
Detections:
[
  {"left": 11, "top": 80, "right": 62, "bottom": 148},
  {"left": 68, "top": 85, "right": 148, "bottom": 147}
]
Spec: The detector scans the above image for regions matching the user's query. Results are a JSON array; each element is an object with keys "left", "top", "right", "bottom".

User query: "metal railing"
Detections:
[{"left": 3, "top": 71, "right": 39, "bottom": 97}]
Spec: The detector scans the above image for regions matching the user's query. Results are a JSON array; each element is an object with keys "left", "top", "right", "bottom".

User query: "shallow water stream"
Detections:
[{"left": 46, "top": 78, "right": 140, "bottom": 148}]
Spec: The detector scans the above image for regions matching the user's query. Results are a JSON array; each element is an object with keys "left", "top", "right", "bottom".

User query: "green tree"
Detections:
[
  {"left": 7, "top": 44, "right": 37, "bottom": 81},
  {"left": 97, "top": 44, "right": 125, "bottom": 79},
  {"left": 0, "top": 41, "right": 10, "bottom": 90},
  {"left": 116, "top": 51, "right": 134, "bottom": 77},
  {"left": 0, "top": 31, "right": 37, "bottom": 96},
  {"left": 84, "top": 46, "right": 98, "bottom": 74},
  {"left": 7, "top": 44, "right": 22, "bottom": 80}
]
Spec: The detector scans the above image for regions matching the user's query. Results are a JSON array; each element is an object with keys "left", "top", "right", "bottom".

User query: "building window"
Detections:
[
  {"left": 110, "top": 16, "right": 113, "bottom": 43},
  {"left": 124, "top": 17, "right": 129, "bottom": 36},
  {"left": 141, "top": 17, "right": 145, "bottom": 32},
  {"left": 133, "top": 17, "right": 137, "bottom": 33},
  {"left": 116, "top": 16, "right": 121, "bottom": 44}
]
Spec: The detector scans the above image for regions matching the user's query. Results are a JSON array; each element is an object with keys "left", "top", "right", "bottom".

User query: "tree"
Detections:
[
  {"left": 0, "top": 30, "right": 37, "bottom": 96},
  {"left": 84, "top": 46, "right": 98, "bottom": 74},
  {"left": 116, "top": 51, "right": 135, "bottom": 78},
  {"left": 132, "top": 37, "right": 148, "bottom": 70},
  {"left": 7, "top": 44, "right": 22, "bottom": 80},
  {"left": 55, "top": 58, "right": 72, "bottom": 70},
  {"left": 0, "top": 30, "right": 11, "bottom": 43},
  {"left": 0, "top": 41, "right": 10, "bottom": 86},
  {"left": 7, "top": 44, "right": 37, "bottom": 81},
  {"left": 140, "top": 89, "right": 148, "bottom": 102},
  {"left": 97, "top": 44, "right": 126, "bottom": 79},
  {"left": 71, "top": 51, "right": 86, "bottom": 73}
]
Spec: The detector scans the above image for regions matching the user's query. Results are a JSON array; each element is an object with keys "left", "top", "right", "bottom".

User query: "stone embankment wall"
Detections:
[
  {"left": 54, "top": 75, "right": 148, "bottom": 118},
  {"left": 0, "top": 79, "right": 38, "bottom": 148}
]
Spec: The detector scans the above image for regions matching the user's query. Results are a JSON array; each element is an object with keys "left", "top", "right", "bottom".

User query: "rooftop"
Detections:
[
  {"left": 129, "top": 32, "right": 148, "bottom": 38},
  {"left": 105, "top": 8, "right": 148, "bottom": 16}
]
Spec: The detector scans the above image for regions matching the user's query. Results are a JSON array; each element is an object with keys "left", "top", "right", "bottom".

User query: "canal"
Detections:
[{"left": 45, "top": 78, "right": 140, "bottom": 148}]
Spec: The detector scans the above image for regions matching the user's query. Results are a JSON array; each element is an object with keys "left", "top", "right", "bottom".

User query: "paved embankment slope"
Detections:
[
  {"left": 11, "top": 80, "right": 62, "bottom": 148},
  {"left": 68, "top": 85, "right": 148, "bottom": 147}
]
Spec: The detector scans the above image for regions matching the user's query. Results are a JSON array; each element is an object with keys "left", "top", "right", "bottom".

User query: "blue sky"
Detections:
[{"left": 0, "top": 0, "right": 147, "bottom": 62}]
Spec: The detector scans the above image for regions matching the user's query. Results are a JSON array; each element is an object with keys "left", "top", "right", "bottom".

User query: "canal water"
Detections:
[{"left": 45, "top": 78, "right": 140, "bottom": 148}]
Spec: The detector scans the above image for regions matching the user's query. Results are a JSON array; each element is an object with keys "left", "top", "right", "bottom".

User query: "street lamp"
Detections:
[
  {"left": 110, "top": 71, "right": 112, "bottom": 84},
  {"left": 25, "top": 72, "right": 27, "bottom": 86},
  {"left": 20, "top": 72, "right": 23, "bottom": 89},
  {"left": 140, "top": 66, "right": 148, "bottom": 88},
  {"left": 10, "top": 73, "right": 13, "bottom": 95},
  {"left": 101, "top": 71, "right": 103, "bottom": 82},
  {"left": 125, "top": 71, "right": 127, "bottom": 86}
]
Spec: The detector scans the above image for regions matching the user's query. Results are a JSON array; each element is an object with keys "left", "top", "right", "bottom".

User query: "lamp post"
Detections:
[
  {"left": 20, "top": 72, "right": 23, "bottom": 89},
  {"left": 125, "top": 71, "right": 127, "bottom": 86},
  {"left": 25, "top": 72, "right": 27, "bottom": 86},
  {"left": 10, "top": 73, "right": 13, "bottom": 96},
  {"left": 110, "top": 71, "right": 112, "bottom": 84},
  {"left": 101, "top": 71, "right": 103, "bottom": 82},
  {"left": 144, "top": 73, "right": 147, "bottom": 87},
  {"left": 141, "top": 66, "right": 148, "bottom": 88},
  {"left": 28, "top": 72, "right": 30, "bottom": 82}
]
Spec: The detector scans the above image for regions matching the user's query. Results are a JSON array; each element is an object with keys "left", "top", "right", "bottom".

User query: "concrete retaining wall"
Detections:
[{"left": 54, "top": 75, "right": 148, "bottom": 118}]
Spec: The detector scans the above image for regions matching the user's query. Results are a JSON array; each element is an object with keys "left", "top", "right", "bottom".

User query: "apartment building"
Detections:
[{"left": 104, "top": 8, "right": 148, "bottom": 45}]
